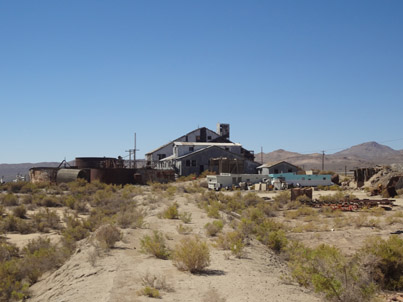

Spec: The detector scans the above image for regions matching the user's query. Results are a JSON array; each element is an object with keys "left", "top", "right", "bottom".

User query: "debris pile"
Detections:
[
  {"left": 299, "top": 198, "right": 395, "bottom": 211},
  {"left": 353, "top": 166, "right": 403, "bottom": 197}
]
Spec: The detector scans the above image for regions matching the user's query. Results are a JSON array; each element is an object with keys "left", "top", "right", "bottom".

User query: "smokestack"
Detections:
[{"left": 217, "top": 123, "right": 230, "bottom": 139}]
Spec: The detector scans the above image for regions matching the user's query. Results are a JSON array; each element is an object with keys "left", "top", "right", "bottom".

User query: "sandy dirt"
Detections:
[
  {"left": 27, "top": 193, "right": 322, "bottom": 302},
  {"left": 2, "top": 185, "right": 398, "bottom": 302}
]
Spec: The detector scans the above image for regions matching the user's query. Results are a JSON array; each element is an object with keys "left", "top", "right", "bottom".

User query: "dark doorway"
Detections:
[{"left": 199, "top": 165, "right": 205, "bottom": 174}]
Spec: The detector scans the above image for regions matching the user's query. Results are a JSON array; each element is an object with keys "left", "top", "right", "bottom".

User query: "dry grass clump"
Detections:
[
  {"left": 205, "top": 220, "right": 224, "bottom": 237},
  {"left": 287, "top": 241, "right": 377, "bottom": 302},
  {"left": 215, "top": 231, "right": 245, "bottom": 258},
  {"left": 179, "top": 211, "right": 192, "bottom": 223},
  {"left": 360, "top": 235, "right": 403, "bottom": 291},
  {"left": 138, "top": 286, "right": 161, "bottom": 298},
  {"left": 172, "top": 236, "right": 210, "bottom": 273},
  {"left": 160, "top": 202, "right": 179, "bottom": 219},
  {"left": 140, "top": 231, "right": 170, "bottom": 259},
  {"left": 116, "top": 207, "right": 146, "bottom": 229},
  {"left": 0, "top": 193, "right": 19, "bottom": 206},
  {"left": 95, "top": 224, "right": 122, "bottom": 250},
  {"left": 12, "top": 205, "right": 27, "bottom": 218},
  {"left": 32, "top": 208, "right": 61, "bottom": 232},
  {"left": 176, "top": 223, "right": 192, "bottom": 234},
  {"left": 284, "top": 206, "right": 317, "bottom": 220},
  {"left": 140, "top": 271, "right": 173, "bottom": 293}
]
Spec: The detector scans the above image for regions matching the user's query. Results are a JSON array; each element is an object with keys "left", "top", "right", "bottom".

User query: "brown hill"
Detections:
[
  {"left": 333, "top": 141, "right": 400, "bottom": 161},
  {"left": 257, "top": 142, "right": 403, "bottom": 172}
]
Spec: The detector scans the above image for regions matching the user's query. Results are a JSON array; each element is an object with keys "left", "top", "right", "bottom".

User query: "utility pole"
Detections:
[
  {"left": 133, "top": 132, "right": 140, "bottom": 169},
  {"left": 321, "top": 150, "right": 325, "bottom": 171}
]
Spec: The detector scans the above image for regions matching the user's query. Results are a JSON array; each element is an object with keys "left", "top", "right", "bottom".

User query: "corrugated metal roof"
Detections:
[{"left": 145, "top": 126, "right": 222, "bottom": 155}]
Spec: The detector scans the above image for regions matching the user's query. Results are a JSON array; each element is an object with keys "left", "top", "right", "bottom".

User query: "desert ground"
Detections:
[{"left": 1, "top": 180, "right": 402, "bottom": 302}]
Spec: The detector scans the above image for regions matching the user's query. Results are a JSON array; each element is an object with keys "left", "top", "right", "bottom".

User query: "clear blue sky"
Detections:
[{"left": 1, "top": 0, "right": 402, "bottom": 163}]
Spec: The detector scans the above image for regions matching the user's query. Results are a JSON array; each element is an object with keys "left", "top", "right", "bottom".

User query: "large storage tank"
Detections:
[
  {"left": 29, "top": 167, "right": 59, "bottom": 183},
  {"left": 75, "top": 157, "right": 118, "bottom": 169},
  {"left": 57, "top": 169, "right": 90, "bottom": 184},
  {"left": 90, "top": 168, "right": 136, "bottom": 185}
]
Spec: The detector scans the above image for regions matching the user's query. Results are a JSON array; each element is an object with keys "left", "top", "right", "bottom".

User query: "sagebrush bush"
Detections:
[
  {"left": 179, "top": 211, "right": 192, "bottom": 223},
  {"left": 361, "top": 235, "right": 403, "bottom": 290},
  {"left": 215, "top": 231, "right": 245, "bottom": 258},
  {"left": 32, "top": 208, "right": 60, "bottom": 232},
  {"left": 172, "top": 236, "right": 210, "bottom": 273},
  {"left": 12, "top": 205, "right": 27, "bottom": 218},
  {"left": 116, "top": 207, "right": 145, "bottom": 229},
  {"left": 138, "top": 286, "right": 161, "bottom": 298},
  {"left": 0, "top": 215, "right": 34, "bottom": 234},
  {"left": 0, "top": 241, "right": 19, "bottom": 262},
  {"left": 204, "top": 220, "right": 224, "bottom": 237},
  {"left": 162, "top": 203, "right": 179, "bottom": 219},
  {"left": 140, "top": 231, "right": 170, "bottom": 259},
  {"left": 95, "top": 224, "right": 122, "bottom": 249},
  {"left": 176, "top": 223, "right": 192, "bottom": 234},
  {"left": 1, "top": 193, "right": 18, "bottom": 206},
  {"left": 21, "top": 237, "right": 65, "bottom": 283},
  {"left": 287, "top": 242, "right": 377, "bottom": 302},
  {"left": 266, "top": 230, "right": 288, "bottom": 253}
]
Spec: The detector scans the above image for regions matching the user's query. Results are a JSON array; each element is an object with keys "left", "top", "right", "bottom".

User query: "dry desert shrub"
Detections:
[
  {"left": 137, "top": 286, "right": 161, "bottom": 298},
  {"left": 161, "top": 202, "right": 179, "bottom": 219},
  {"left": 140, "top": 231, "right": 170, "bottom": 259},
  {"left": 287, "top": 241, "right": 377, "bottom": 302},
  {"left": 172, "top": 236, "right": 210, "bottom": 273},
  {"left": 32, "top": 208, "right": 60, "bottom": 232},
  {"left": 12, "top": 205, "right": 27, "bottom": 218},
  {"left": 204, "top": 220, "right": 224, "bottom": 237},
  {"left": 95, "top": 224, "right": 122, "bottom": 250},
  {"left": 21, "top": 237, "right": 66, "bottom": 283},
  {"left": 0, "top": 193, "right": 19, "bottom": 206},
  {"left": 0, "top": 214, "right": 34, "bottom": 234},
  {"left": 179, "top": 211, "right": 192, "bottom": 223},
  {"left": 215, "top": 231, "right": 245, "bottom": 258},
  {"left": 116, "top": 207, "right": 146, "bottom": 229},
  {"left": 360, "top": 235, "right": 403, "bottom": 291},
  {"left": 140, "top": 271, "right": 173, "bottom": 292},
  {"left": 176, "top": 223, "right": 192, "bottom": 234}
]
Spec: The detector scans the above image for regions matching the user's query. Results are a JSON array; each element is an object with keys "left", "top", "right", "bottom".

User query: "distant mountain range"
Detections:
[{"left": 256, "top": 141, "right": 403, "bottom": 172}]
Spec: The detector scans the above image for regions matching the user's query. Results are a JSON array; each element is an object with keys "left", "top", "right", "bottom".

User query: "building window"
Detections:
[
  {"left": 208, "top": 136, "right": 212, "bottom": 140},
  {"left": 274, "top": 169, "right": 279, "bottom": 174},
  {"left": 186, "top": 160, "right": 190, "bottom": 166},
  {"left": 192, "top": 160, "right": 196, "bottom": 166},
  {"left": 225, "top": 147, "right": 229, "bottom": 151},
  {"left": 288, "top": 169, "right": 292, "bottom": 172},
  {"left": 196, "top": 135, "right": 200, "bottom": 142},
  {"left": 189, "top": 146, "right": 194, "bottom": 152},
  {"left": 323, "top": 177, "right": 326, "bottom": 180},
  {"left": 158, "top": 154, "right": 166, "bottom": 160}
]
